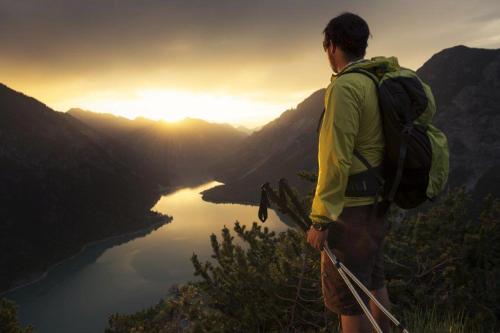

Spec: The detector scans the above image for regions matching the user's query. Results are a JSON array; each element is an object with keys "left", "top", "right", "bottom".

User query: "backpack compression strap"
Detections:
[
  {"left": 352, "top": 149, "right": 386, "bottom": 211},
  {"left": 387, "top": 124, "right": 412, "bottom": 201}
]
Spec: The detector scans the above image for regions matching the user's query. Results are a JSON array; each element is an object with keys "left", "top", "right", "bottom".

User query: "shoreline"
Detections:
[
  {"left": 0, "top": 214, "right": 171, "bottom": 297},
  {"left": 1, "top": 179, "right": 216, "bottom": 298}
]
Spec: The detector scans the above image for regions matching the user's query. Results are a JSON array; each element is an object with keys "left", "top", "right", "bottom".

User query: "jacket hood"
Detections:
[
  {"left": 352, "top": 56, "right": 401, "bottom": 72},
  {"left": 332, "top": 56, "right": 401, "bottom": 82}
]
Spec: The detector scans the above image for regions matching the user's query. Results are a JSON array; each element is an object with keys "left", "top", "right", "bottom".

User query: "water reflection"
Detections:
[{"left": 4, "top": 181, "right": 289, "bottom": 333}]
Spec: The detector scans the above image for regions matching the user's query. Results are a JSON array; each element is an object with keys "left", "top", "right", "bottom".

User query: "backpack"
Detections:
[{"left": 317, "top": 57, "right": 450, "bottom": 209}]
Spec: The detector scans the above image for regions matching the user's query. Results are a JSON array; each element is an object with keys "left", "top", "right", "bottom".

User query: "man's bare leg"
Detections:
[
  {"left": 339, "top": 286, "right": 391, "bottom": 333},
  {"left": 369, "top": 286, "right": 391, "bottom": 333},
  {"left": 341, "top": 313, "right": 372, "bottom": 333}
]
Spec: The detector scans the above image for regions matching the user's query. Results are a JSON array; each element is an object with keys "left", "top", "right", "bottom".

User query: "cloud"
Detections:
[{"left": 1, "top": 0, "right": 499, "bottom": 125}]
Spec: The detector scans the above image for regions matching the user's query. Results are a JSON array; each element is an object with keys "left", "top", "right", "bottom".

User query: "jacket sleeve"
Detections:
[{"left": 309, "top": 81, "right": 361, "bottom": 224}]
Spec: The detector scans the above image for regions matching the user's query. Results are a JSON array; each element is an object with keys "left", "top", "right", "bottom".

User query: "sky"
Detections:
[{"left": 1, "top": 0, "right": 500, "bottom": 128}]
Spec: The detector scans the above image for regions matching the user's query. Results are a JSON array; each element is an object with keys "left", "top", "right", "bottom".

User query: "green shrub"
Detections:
[
  {"left": 107, "top": 186, "right": 499, "bottom": 332},
  {"left": 385, "top": 187, "right": 500, "bottom": 329},
  {"left": 0, "top": 298, "right": 33, "bottom": 333}
]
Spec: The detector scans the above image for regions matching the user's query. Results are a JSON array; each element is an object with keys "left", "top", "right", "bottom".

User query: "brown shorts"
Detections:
[{"left": 321, "top": 200, "right": 391, "bottom": 316}]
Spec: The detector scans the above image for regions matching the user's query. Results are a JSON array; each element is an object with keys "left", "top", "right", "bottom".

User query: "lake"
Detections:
[{"left": 3, "top": 181, "right": 291, "bottom": 333}]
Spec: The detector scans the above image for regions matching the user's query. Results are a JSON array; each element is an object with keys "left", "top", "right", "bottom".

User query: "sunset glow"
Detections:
[
  {"left": 54, "top": 89, "right": 308, "bottom": 127},
  {"left": 2, "top": 1, "right": 500, "bottom": 127}
]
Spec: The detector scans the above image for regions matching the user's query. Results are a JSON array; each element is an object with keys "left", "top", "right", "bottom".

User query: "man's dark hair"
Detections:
[{"left": 323, "top": 12, "right": 370, "bottom": 60}]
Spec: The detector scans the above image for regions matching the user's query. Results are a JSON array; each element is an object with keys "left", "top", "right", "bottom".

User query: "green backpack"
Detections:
[{"left": 318, "top": 57, "right": 450, "bottom": 209}]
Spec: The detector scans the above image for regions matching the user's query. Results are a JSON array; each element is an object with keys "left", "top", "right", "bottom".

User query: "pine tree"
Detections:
[
  {"left": 0, "top": 298, "right": 33, "bottom": 333},
  {"left": 107, "top": 182, "right": 499, "bottom": 332}
]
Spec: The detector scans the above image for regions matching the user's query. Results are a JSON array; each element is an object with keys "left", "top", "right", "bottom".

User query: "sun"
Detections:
[{"left": 58, "top": 89, "right": 293, "bottom": 127}]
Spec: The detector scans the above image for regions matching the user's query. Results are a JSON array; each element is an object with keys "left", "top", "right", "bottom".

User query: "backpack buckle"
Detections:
[{"left": 402, "top": 123, "right": 413, "bottom": 135}]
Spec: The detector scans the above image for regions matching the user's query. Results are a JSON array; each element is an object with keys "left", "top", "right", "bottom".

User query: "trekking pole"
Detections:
[
  {"left": 328, "top": 249, "right": 410, "bottom": 333},
  {"left": 258, "top": 179, "right": 410, "bottom": 333},
  {"left": 323, "top": 245, "right": 383, "bottom": 333}
]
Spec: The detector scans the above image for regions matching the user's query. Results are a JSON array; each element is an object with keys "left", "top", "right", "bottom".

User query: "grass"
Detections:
[
  {"left": 323, "top": 305, "right": 483, "bottom": 333},
  {"left": 399, "top": 306, "right": 482, "bottom": 333}
]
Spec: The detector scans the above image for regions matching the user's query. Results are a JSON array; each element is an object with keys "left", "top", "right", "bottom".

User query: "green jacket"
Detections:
[{"left": 309, "top": 58, "right": 395, "bottom": 224}]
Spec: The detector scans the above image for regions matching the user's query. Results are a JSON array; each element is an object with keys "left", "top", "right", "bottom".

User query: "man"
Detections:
[{"left": 307, "top": 13, "right": 392, "bottom": 333}]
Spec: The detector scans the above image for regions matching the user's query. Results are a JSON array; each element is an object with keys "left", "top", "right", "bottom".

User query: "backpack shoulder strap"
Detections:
[
  {"left": 316, "top": 107, "right": 325, "bottom": 134},
  {"left": 316, "top": 68, "right": 379, "bottom": 134},
  {"left": 338, "top": 68, "right": 383, "bottom": 177},
  {"left": 352, "top": 149, "right": 385, "bottom": 185},
  {"left": 316, "top": 68, "right": 388, "bottom": 207},
  {"left": 342, "top": 68, "right": 380, "bottom": 87}
]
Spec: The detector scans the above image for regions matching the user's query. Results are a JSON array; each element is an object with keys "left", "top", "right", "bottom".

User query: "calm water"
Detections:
[{"left": 3, "top": 181, "right": 290, "bottom": 333}]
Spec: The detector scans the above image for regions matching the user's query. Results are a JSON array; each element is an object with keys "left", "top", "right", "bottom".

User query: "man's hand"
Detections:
[{"left": 307, "top": 226, "right": 329, "bottom": 251}]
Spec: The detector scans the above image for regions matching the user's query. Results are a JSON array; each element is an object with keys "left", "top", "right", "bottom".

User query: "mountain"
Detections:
[
  {"left": 201, "top": 89, "right": 324, "bottom": 204},
  {"left": 416, "top": 45, "right": 500, "bottom": 201},
  {"left": 202, "top": 45, "right": 500, "bottom": 206},
  {"left": 235, "top": 125, "right": 254, "bottom": 135},
  {"left": 2, "top": 45, "right": 497, "bottom": 292},
  {"left": 0, "top": 84, "right": 168, "bottom": 293},
  {"left": 68, "top": 109, "right": 249, "bottom": 187}
]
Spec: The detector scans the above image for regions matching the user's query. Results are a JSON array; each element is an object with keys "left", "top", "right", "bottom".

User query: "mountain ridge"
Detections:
[
  {"left": 0, "top": 82, "right": 169, "bottom": 293},
  {"left": 201, "top": 88, "right": 324, "bottom": 203},
  {"left": 201, "top": 45, "right": 500, "bottom": 207},
  {"left": 1, "top": 44, "right": 498, "bottom": 293},
  {"left": 68, "top": 107, "right": 248, "bottom": 187}
]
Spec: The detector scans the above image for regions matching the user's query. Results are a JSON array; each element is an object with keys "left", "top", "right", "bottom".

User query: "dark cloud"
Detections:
[
  {"left": 2, "top": 0, "right": 498, "bottom": 70},
  {"left": 1, "top": 0, "right": 499, "bottom": 123},
  {"left": 0, "top": 1, "right": 333, "bottom": 67}
]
